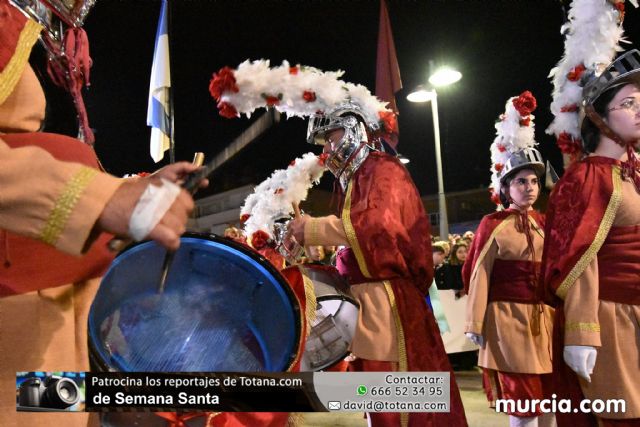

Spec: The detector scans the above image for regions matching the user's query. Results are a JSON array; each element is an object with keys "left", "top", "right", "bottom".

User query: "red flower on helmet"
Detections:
[
  {"left": 318, "top": 153, "right": 329, "bottom": 166},
  {"left": 566, "top": 64, "right": 586, "bottom": 82},
  {"left": 240, "top": 213, "right": 250, "bottom": 223},
  {"left": 251, "top": 230, "right": 270, "bottom": 250},
  {"left": 209, "top": 67, "right": 239, "bottom": 101},
  {"left": 557, "top": 132, "right": 582, "bottom": 157},
  {"left": 496, "top": 144, "right": 507, "bottom": 153},
  {"left": 289, "top": 160, "right": 296, "bottom": 167},
  {"left": 217, "top": 101, "right": 239, "bottom": 118},
  {"left": 512, "top": 91, "right": 537, "bottom": 116},
  {"left": 379, "top": 111, "right": 398, "bottom": 134},
  {"left": 302, "top": 90, "right": 316, "bottom": 102},
  {"left": 495, "top": 163, "right": 504, "bottom": 172},
  {"left": 490, "top": 190, "right": 502, "bottom": 206},
  {"left": 560, "top": 104, "right": 579, "bottom": 112},
  {"left": 519, "top": 117, "right": 531, "bottom": 127},
  {"left": 289, "top": 66, "right": 299, "bottom": 75},
  {"left": 262, "top": 93, "right": 282, "bottom": 106}
]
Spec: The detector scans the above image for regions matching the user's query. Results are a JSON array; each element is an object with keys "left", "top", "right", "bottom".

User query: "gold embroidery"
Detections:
[
  {"left": 341, "top": 182, "right": 372, "bottom": 278},
  {"left": 383, "top": 280, "right": 408, "bottom": 427},
  {"left": 0, "top": 20, "right": 42, "bottom": 104},
  {"left": 298, "top": 265, "right": 318, "bottom": 329},
  {"left": 308, "top": 218, "right": 320, "bottom": 246},
  {"left": 556, "top": 166, "right": 622, "bottom": 299},
  {"left": 40, "top": 167, "right": 98, "bottom": 245},
  {"left": 286, "top": 412, "right": 304, "bottom": 427},
  {"left": 565, "top": 322, "right": 600, "bottom": 332}
]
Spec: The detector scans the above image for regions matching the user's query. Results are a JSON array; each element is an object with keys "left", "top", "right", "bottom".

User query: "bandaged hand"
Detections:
[
  {"left": 564, "top": 345, "right": 597, "bottom": 382},
  {"left": 465, "top": 332, "right": 484, "bottom": 346}
]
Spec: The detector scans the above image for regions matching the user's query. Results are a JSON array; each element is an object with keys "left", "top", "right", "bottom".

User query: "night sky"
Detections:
[{"left": 38, "top": 1, "right": 640, "bottom": 198}]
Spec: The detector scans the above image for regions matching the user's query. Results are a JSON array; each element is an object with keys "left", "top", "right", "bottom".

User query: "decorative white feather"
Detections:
[{"left": 240, "top": 152, "right": 327, "bottom": 240}]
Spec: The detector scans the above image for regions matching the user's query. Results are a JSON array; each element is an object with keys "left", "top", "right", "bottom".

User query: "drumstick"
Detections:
[
  {"left": 157, "top": 152, "right": 206, "bottom": 294},
  {"left": 292, "top": 202, "right": 302, "bottom": 219}
]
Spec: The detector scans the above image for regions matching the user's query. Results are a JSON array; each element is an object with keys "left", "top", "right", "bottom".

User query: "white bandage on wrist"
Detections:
[{"left": 128, "top": 178, "right": 181, "bottom": 241}]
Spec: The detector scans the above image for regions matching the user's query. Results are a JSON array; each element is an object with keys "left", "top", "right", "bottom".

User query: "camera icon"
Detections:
[{"left": 18, "top": 376, "right": 80, "bottom": 410}]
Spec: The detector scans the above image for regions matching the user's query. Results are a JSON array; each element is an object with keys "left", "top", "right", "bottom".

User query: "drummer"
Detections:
[{"left": 0, "top": 2, "right": 203, "bottom": 426}]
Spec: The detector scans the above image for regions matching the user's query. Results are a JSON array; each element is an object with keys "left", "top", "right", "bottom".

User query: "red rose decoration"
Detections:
[
  {"left": 262, "top": 94, "right": 281, "bottom": 107},
  {"left": 217, "top": 101, "right": 239, "bottom": 118},
  {"left": 302, "top": 90, "right": 316, "bottom": 102},
  {"left": 274, "top": 188, "right": 284, "bottom": 195},
  {"left": 289, "top": 160, "right": 296, "bottom": 167},
  {"left": 512, "top": 91, "right": 537, "bottom": 117},
  {"left": 496, "top": 144, "right": 506, "bottom": 153},
  {"left": 519, "top": 117, "right": 531, "bottom": 127},
  {"left": 289, "top": 66, "right": 299, "bottom": 75},
  {"left": 490, "top": 191, "right": 502, "bottom": 206},
  {"left": 560, "top": 104, "right": 579, "bottom": 112},
  {"left": 318, "top": 153, "right": 329, "bottom": 166},
  {"left": 614, "top": 2, "right": 624, "bottom": 13},
  {"left": 209, "top": 67, "right": 239, "bottom": 101},
  {"left": 378, "top": 111, "right": 398, "bottom": 134},
  {"left": 251, "top": 230, "right": 270, "bottom": 250},
  {"left": 556, "top": 132, "right": 582, "bottom": 157},
  {"left": 240, "top": 214, "right": 250, "bottom": 223},
  {"left": 566, "top": 64, "right": 586, "bottom": 82},
  {"left": 137, "top": 172, "right": 151, "bottom": 177},
  {"left": 494, "top": 163, "right": 504, "bottom": 172}
]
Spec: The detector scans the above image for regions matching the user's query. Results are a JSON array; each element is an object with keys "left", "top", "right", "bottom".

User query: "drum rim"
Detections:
[{"left": 88, "top": 232, "right": 303, "bottom": 372}]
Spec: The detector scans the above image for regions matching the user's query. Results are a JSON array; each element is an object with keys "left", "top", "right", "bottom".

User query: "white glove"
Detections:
[
  {"left": 465, "top": 332, "right": 484, "bottom": 346},
  {"left": 564, "top": 345, "right": 597, "bottom": 382}
]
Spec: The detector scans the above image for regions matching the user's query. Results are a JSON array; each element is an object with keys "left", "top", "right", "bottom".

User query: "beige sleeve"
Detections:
[
  {"left": 563, "top": 257, "right": 601, "bottom": 347},
  {"left": 0, "top": 137, "right": 122, "bottom": 255},
  {"left": 303, "top": 215, "right": 349, "bottom": 246},
  {"left": 465, "top": 239, "right": 497, "bottom": 335}
]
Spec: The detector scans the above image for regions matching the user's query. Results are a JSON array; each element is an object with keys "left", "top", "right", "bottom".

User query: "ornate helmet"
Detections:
[
  {"left": 209, "top": 60, "right": 398, "bottom": 183},
  {"left": 489, "top": 91, "right": 545, "bottom": 208},
  {"left": 546, "top": 0, "right": 638, "bottom": 163}
]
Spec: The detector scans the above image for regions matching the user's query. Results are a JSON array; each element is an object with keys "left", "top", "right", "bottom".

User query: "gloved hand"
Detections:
[
  {"left": 564, "top": 345, "right": 597, "bottom": 382},
  {"left": 465, "top": 332, "right": 484, "bottom": 346}
]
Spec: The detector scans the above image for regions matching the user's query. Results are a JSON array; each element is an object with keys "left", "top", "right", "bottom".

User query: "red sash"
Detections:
[
  {"left": 488, "top": 259, "right": 541, "bottom": 303},
  {"left": 598, "top": 225, "right": 640, "bottom": 304}
]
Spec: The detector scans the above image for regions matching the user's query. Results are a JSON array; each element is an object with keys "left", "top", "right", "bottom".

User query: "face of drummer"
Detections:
[{"left": 323, "top": 127, "right": 345, "bottom": 155}]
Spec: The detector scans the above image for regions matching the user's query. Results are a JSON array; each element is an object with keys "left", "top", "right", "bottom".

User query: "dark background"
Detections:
[{"left": 36, "top": 0, "right": 640, "bottom": 198}]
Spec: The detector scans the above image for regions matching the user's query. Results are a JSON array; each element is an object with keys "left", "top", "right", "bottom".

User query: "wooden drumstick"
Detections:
[{"left": 292, "top": 202, "right": 302, "bottom": 219}]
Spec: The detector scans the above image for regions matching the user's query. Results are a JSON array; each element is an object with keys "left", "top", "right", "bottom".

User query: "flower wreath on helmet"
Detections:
[
  {"left": 239, "top": 152, "right": 327, "bottom": 250},
  {"left": 208, "top": 59, "right": 398, "bottom": 143},
  {"left": 546, "top": 0, "right": 638, "bottom": 164},
  {"left": 489, "top": 91, "right": 545, "bottom": 209}
]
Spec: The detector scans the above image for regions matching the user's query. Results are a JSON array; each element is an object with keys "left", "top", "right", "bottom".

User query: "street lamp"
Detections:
[{"left": 407, "top": 65, "right": 461, "bottom": 240}]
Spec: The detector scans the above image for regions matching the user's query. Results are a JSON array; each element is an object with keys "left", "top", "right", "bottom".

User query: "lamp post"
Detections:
[{"left": 407, "top": 65, "right": 461, "bottom": 240}]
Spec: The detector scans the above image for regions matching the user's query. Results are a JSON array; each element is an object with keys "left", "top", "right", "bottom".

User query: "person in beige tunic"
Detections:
[
  {"left": 0, "top": 2, "right": 202, "bottom": 426},
  {"left": 463, "top": 92, "right": 555, "bottom": 427},
  {"left": 542, "top": 49, "right": 640, "bottom": 426}
]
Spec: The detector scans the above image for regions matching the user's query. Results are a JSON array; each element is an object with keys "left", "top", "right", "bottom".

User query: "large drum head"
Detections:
[{"left": 89, "top": 233, "right": 301, "bottom": 372}]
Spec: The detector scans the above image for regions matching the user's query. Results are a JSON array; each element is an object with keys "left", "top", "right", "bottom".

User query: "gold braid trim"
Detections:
[
  {"left": 556, "top": 166, "right": 622, "bottom": 299},
  {"left": 341, "top": 181, "right": 372, "bottom": 278},
  {"left": 565, "top": 322, "right": 600, "bottom": 333},
  {"left": 383, "top": 281, "right": 408, "bottom": 427},
  {"left": 286, "top": 412, "right": 304, "bottom": 427},
  {"left": 40, "top": 167, "right": 98, "bottom": 245},
  {"left": 469, "top": 216, "right": 515, "bottom": 285},
  {"left": 307, "top": 218, "right": 320, "bottom": 246},
  {"left": 0, "top": 19, "right": 42, "bottom": 105},
  {"left": 298, "top": 265, "right": 318, "bottom": 329}
]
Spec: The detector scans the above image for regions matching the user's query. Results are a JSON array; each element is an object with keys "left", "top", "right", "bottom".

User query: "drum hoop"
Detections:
[{"left": 89, "top": 232, "right": 302, "bottom": 372}]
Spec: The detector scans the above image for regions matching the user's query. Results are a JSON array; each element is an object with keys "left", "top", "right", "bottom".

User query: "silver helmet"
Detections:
[
  {"left": 499, "top": 147, "right": 545, "bottom": 185},
  {"left": 306, "top": 102, "right": 374, "bottom": 187}
]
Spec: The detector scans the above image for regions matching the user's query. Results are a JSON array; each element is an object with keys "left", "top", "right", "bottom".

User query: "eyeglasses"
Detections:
[{"left": 608, "top": 98, "right": 640, "bottom": 114}]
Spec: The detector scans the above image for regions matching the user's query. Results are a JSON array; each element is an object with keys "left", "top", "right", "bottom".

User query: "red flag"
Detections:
[{"left": 375, "top": 0, "right": 402, "bottom": 113}]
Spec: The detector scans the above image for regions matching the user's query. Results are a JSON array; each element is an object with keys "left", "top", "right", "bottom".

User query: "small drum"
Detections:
[
  {"left": 297, "top": 264, "right": 359, "bottom": 371},
  {"left": 88, "top": 233, "right": 301, "bottom": 372}
]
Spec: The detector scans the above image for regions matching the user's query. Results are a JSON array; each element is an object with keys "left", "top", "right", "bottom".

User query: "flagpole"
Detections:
[{"left": 167, "top": 0, "right": 175, "bottom": 164}]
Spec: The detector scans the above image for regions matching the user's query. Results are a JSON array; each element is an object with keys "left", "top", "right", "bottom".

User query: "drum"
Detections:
[
  {"left": 297, "top": 264, "right": 359, "bottom": 371},
  {"left": 88, "top": 233, "right": 302, "bottom": 372}
]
